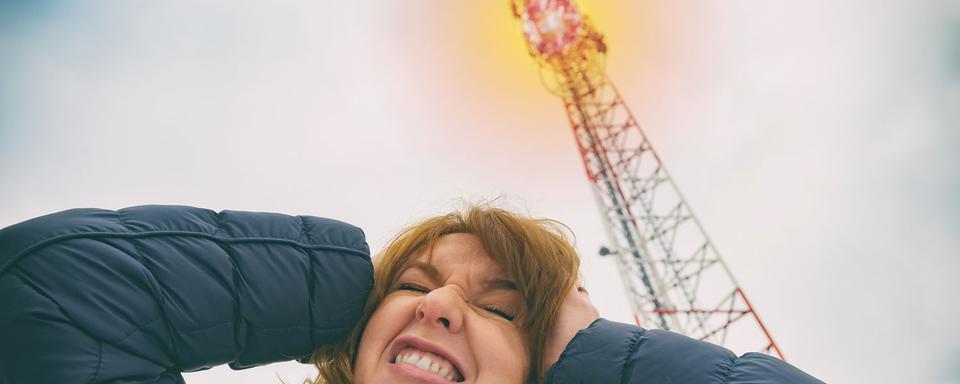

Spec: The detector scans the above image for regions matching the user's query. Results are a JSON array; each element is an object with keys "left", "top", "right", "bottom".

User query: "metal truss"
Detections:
[{"left": 511, "top": 0, "right": 784, "bottom": 359}]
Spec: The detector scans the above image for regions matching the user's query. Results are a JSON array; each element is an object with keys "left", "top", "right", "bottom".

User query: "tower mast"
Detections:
[{"left": 511, "top": 0, "right": 784, "bottom": 359}]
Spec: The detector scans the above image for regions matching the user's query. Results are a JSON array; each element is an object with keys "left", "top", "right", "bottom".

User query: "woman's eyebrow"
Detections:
[
  {"left": 404, "top": 260, "right": 517, "bottom": 292},
  {"left": 483, "top": 277, "right": 518, "bottom": 292},
  {"left": 403, "top": 261, "right": 442, "bottom": 283}
]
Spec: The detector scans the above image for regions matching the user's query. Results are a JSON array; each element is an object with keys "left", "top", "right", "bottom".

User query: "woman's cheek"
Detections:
[
  {"left": 466, "top": 315, "right": 529, "bottom": 382},
  {"left": 354, "top": 295, "right": 418, "bottom": 383}
]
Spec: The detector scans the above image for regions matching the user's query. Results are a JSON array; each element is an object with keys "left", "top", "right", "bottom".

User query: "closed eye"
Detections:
[
  {"left": 397, "top": 282, "right": 430, "bottom": 293},
  {"left": 398, "top": 282, "right": 517, "bottom": 321},
  {"left": 482, "top": 305, "right": 515, "bottom": 321}
]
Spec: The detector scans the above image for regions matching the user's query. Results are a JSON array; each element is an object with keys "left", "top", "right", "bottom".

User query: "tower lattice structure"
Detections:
[{"left": 511, "top": 0, "right": 784, "bottom": 359}]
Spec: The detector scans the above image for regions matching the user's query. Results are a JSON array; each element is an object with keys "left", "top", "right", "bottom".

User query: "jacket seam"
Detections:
[
  {"left": 111, "top": 212, "right": 178, "bottom": 358},
  {"left": 85, "top": 342, "right": 102, "bottom": 384},
  {"left": 219, "top": 242, "right": 247, "bottom": 356},
  {"left": 0, "top": 230, "right": 369, "bottom": 276},
  {"left": 113, "top": 316, "right": 166, "bottom": 344},
  {"left": 210, "top": 211, "right": 247, "bottom": 360},
  {"left": 299, "top": 215, "right": 316, "bottom": 349},
  {"left": 719, "top": 355, "right": 737, "bottom": 384},
  {"left": 306, "top": 247, "right": 316, "bottom": 350},
  {"left": 103, "top": 226, "right": 184, "bottom": 363},
  {"left": 213, "top": 211, "right": 227, "bottom": 238},
  {"left": 620, "top": 327, "right": 645, "bottom": 384},
  {"left": 297, "top": 216, "right": 309, "bottom": 245},
  {"left": 12, "top": 269, "right": 105, "bottom": 384}
]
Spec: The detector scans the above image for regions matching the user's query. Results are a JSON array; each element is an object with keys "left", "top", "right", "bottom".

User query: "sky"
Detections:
[{"left": 1, "top": 0, "right": 958, "bottom": 383}]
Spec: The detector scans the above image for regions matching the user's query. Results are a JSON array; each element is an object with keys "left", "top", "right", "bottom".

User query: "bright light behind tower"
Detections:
[{"left": 515, "top": 0, "right": 584, "bottom": 56}]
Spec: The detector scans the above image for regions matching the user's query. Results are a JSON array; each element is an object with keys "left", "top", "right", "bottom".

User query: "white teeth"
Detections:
[
  {"left": 416, "top": 356, "right": 433, "bottom": 370},
  {"left": 394, "top": 349, "right": 459, "bottom": 382},
  {"left": 404, "top": 354, "right": 420, "bottom": 365}
]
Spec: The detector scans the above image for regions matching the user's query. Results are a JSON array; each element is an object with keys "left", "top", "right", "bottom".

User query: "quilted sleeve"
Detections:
[
  {"left": 0, "top": 205, "right": 373, "bottom": 384},
  {"left": 545, "top": 319, "right": 823, "bottom": 384}
]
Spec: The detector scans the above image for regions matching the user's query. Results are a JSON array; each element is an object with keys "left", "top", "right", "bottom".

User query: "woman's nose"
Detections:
[{"left": 415, "top": 285, "right": 465, "bottom": 333}]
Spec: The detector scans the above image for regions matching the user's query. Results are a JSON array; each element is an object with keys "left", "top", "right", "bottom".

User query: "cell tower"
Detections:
[{"left": 510, "top": 0, "right": 784, "bottom": 359}]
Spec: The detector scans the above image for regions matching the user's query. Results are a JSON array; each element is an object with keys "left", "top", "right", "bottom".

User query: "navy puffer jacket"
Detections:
[
  {"left": 547, "top": 319, "right": 822, "bottom": 383},
  {"left": 0, "top": 206, "right": 822, "bottom": 383},
  {"left": 0, "top": 206, "right": 372, "bottom": 383}
]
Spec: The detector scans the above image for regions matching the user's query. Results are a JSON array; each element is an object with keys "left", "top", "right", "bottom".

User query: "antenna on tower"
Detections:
[{"left": 511, "top": 0, "right": 785, "bottom": 359}]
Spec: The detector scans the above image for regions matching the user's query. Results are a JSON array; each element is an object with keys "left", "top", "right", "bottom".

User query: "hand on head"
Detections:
[{"left": 542, "top": 283, "right": 600, "bottom": 370}]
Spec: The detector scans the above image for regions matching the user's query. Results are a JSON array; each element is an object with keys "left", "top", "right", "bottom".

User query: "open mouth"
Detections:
[{"left": 389, "top": 336, "right": 465, "bottom": 382}]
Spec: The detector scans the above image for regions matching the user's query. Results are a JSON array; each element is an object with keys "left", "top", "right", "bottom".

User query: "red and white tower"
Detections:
[{"left": 511, "top": 0, "right": 785, "bottom": 359}]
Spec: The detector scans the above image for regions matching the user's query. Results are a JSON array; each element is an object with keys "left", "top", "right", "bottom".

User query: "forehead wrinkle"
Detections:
[
  {"left": 402, "top": 260, "right": 442, "bottom": 284},
  {"left": 419, "top": 233, "right": 521, "bottom": 299}
]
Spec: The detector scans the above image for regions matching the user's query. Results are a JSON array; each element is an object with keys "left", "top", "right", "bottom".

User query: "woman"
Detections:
[
  {"left": 0, "top": 205, "right": 822, "bottom": 384},
  {"left": 309, "top": 206, "right": 822, "bottom": 384},
  {"left": 309, "top": 206, "right": 591, "bottom": 384}
]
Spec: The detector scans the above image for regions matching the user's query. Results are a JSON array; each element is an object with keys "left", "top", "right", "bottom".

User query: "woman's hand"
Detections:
[{"left": 543, "top": 284, "right": 600, "bottom": 370}]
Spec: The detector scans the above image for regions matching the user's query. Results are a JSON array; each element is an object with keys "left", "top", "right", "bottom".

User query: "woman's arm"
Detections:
[
  {"left": 547, "top": 319, "right": 824, "bottom": 383},
  {"left": 544, "top": 288, "right": 823, "bottom": 384},
  {"left": 0, "top": 205, "right": 373, "bottom": 384}
]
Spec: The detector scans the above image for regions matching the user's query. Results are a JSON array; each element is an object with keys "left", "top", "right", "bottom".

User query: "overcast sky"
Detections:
[{"left": 1, "top": 1, "right": 958, "bottom": 383}]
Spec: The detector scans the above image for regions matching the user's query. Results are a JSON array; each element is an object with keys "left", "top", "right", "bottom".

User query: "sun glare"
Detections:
[{"left": 517, "top": 0, "right": 584, "bottom": 56}]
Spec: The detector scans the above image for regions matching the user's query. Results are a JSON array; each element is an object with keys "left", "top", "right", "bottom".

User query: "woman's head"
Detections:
[{"left": 311, "top": 205, "right": 581, "bottom": 384}]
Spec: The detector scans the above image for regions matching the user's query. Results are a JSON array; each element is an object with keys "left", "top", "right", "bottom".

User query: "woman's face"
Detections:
[{"left": 353, "top": 233, "right": 529, "bottom": 384}]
